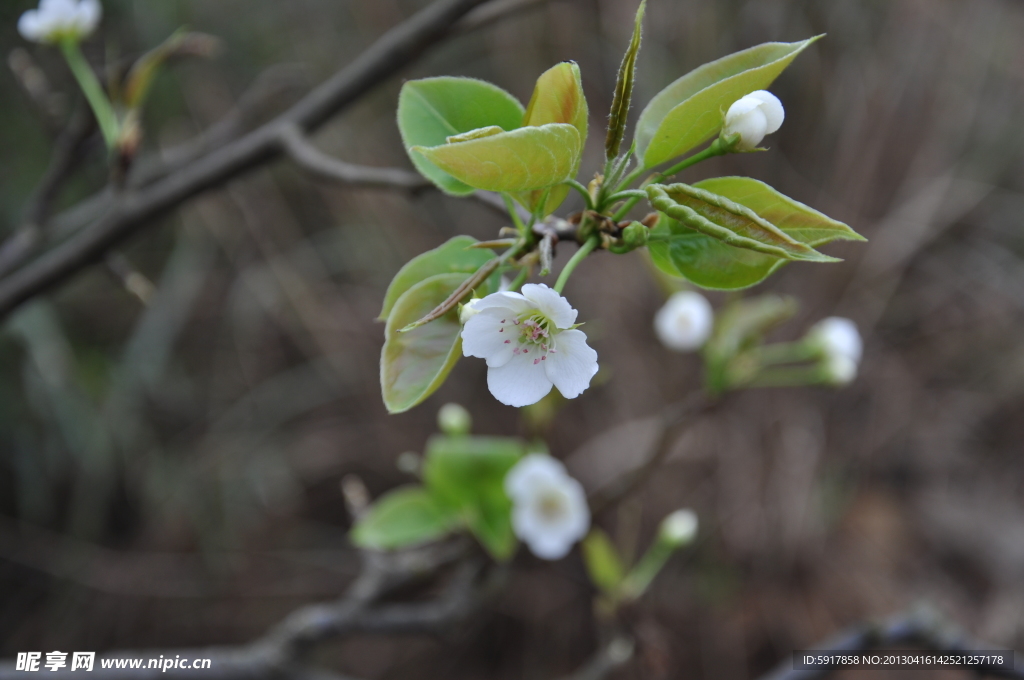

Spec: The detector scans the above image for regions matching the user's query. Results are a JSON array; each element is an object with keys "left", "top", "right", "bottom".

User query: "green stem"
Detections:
[
  {"left": 563, "top": 179, "right": 594, "bottom": 210},
  {"left": 60, "top": 38, "right": 119, "bottom": 149},
  {"left": 502, "top": 193, "right": 527, "bottom": 233},
  {"left": 610, "top": 140, "right": 727, "bottom": 221},
  {"left": 744, "top": 365, "right": 825, "bottom": 389},
  {"left": 753, "top": 340, "right": 820, "bottom": 366},
  {"left": 553, "top": 235, "right": 599, "bottom": 294},
  {"left": 506, "top": 266, "right": 530, "bottom": 292}
]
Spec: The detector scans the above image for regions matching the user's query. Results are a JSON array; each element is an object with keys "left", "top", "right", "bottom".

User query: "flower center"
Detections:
[
  {"left": 535, "top": 490, "right": 567, "bottom": 522},
  {"left": 495, "top": 312, "right": 559, "bottom": 365}
]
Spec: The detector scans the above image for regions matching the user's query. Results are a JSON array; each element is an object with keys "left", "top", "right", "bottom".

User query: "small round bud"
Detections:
[
  {"left": 395, "top": 451, "right": 421, "bottom": 474},
  {"left": 622, "top": 221, "right": 649, "bottom": 249},
  {"left": 437, "top": 402, "right": 472, "bottom": 435},
  {"left": 810, "top": 316, "right": 863, "bottom": 364},
  {"left": 722, "top": 90, "right": 784, "bottom": 151},
  {"left": 659, "top": 509, "right": 698, "bottom": 547},
  {"left": 654, "top": 291, "right": 714, "bottom": 352},
  {"left": 459, "top": 297, "right": 484, "bottom": 324}
]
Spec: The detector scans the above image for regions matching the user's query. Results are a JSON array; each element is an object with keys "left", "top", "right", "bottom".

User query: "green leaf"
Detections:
[
  {"left": 647, "top": 183, "right": 837, "bottom": 262},
  {"left": 378, "top": 236, "right": 496, "bottom": 321},
  {"left": 413, "top": 124, "right": 581, "bottom": 193},
  {"left": 121, "top": 30, "right": 220, "bottom": 109},
  {"left": 380, "top": 273, "right": 471, "bottom": 414},
  {"left": 648, "top": 178, "right": 862, "bottom": 290},
  {"left": 606, "top": 0, "right": 646, "bottom": 161},
  {"left": 518, "top": 61, "right": 589, "bottom": 215},
  {"left": 582, "top": 528, "right": 627, "bottom": 593},
  {"left": 398, "top": 77, "right": 525, "bottom": 195},
  {"left": 351, "top": 486, "right": 462, "bottom": 550},
  {"left": 635, "top": 37, "right": 820, "bottom": 168},
  {"left": 423, "top": 434, "right": 526, "bottom": 560}
]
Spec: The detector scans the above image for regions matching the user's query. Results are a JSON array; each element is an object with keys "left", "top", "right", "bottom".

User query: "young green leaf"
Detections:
[
  {"left": 646, "top": 183, "right": 838, "bottom": 262},
  {"left": 647, "top": 178, "right": 862, "bottom": 289},
  {"left": 381, "top": 273, "right": 473, "bottom": 414},
  {"left": 350, "top": 486, "right": 462, "bottom": 550},
  {"left": 413, "top": 124, "right": 581, "bottom": 193},
  {"left": 635, "top": 37, "right": 820, "bottom": 168},
  {"left": 582, "top": 528, "right": 627, "bottom": 594},
  {"left": 518, "top": 61, "right": 589, "bottom": 215},
  {"left": 606, "top": 0, "right": 646, "bottom": 161},
  {"left": 398, "top": 77, "right": 525, "bottom": 195},
  {"left": 423, "top": 434, "right": 526, "bottom": 560},
  {"left": 378, "top": 236, "right": 496, "bottom": 320},
  {"left": 122, "top": 31, "right": 221, "bottom": 110}
]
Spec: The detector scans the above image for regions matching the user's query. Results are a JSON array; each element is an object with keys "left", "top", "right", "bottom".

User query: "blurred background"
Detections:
[{"left": 2, "top": 0, "right": 1024, "bottom": 677}]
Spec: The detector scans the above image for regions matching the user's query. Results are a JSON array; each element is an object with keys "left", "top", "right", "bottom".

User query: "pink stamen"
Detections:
[
  {"left": 504, "top": 340, "right": 510, "bottom": 344},
  {"left": 534, "top": 358, "right": 540, "bottom": 365}
]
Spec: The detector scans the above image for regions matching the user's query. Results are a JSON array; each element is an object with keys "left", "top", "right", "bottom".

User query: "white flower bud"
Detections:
[
  {"left": 437, "top": 402, "right": 471, "bottom": 435},
  {"left": 824, "top": 353, "right": 858, "bottom": 386},
  {"left": 659, "top": 509, "right": 698, "bottom": 546},
  {"left": 458, "top": 297, "right": 484, "bottom": 324},
  {"left": 811, "top": 317, "right": 863, "bottom": 364},
  {"left": 19, "top": 0, "right": 102, "bottom": 44},
  {"left": 654, "top": 291, "right": 713, "bottom": 352},
  {"left": 722, "top": 90, "right": 785, "bottom": 151}
]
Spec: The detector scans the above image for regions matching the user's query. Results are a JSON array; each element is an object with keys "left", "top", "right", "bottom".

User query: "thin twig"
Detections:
[
  {"left": 278, "top": 123, "right": 431, "bottom": 191},
  {"left": 587, "top": 392, "right": 714, "bottom": 515},
  {"left": 0, "top": 0, "right": 499, "bottom": 319}
]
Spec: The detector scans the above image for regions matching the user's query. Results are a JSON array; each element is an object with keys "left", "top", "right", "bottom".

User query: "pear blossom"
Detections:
[
  {"left": 505, "top": 453, "right": 590, "bottom": 560},
  {"left": 461, "top": 283, "right": 598, "bottom": 407},
  {"left": 653, "top": 291, "right": 713, "bottom": 351},
  {"left": 809, "top": 317, "right": 862, "bottom": 385},
  {"left": 18, "top": 0, "right": 102, "bottom": 44},
  {"left": 722, "top": 90, "right": 785, "bottom": 151}
]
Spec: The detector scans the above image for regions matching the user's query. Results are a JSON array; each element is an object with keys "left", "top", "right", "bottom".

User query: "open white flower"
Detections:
[
  {"left": 18, "top": 0, "right": 102, "bottom": 44},
  {"left": 461, "top": 283, "right": 598, "bottom": 407},
  {"left": 810, "top": 317, "right": 862, "bottom": 385},
  {"left": 722, "top": 90, "right": 785, "bottom": 151},
  {"left": 654, "top": 291, "right": 713, "bottom": 351},
  {"left": 505, "top": 454, "right": 590, "bottom": 560}
]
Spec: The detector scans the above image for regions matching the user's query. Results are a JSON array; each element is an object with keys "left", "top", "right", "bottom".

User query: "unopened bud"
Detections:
[
  {"left": 721, "top": 90, "right": 784, "bottom": 151},
  {"left": 659, "top": 509, "right": 698, "bottom": 547},
  {"left": 437, "top": 402, "right": 471, "bottom": 435}
]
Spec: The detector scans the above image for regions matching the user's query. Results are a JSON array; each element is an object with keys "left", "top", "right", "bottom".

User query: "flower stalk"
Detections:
[{"left": 59, "top": 37, "right": 119, "bottom": 148}]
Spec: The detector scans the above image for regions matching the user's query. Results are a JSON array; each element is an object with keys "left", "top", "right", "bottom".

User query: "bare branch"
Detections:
[
  {"left": 757, "top": 607, "right": 1024, "bottom": 680},
  {"left": 0, "top": 0, "right": 497, "bottom": 319},
  {"left": 0, "top": 540, "right": 490, "bottom": 680},
  {"left": 279, "top": 123, "right": 430, "bottom": 190},
  {"left": 587, "top": 392, "right": 714, "bottom": 515}
]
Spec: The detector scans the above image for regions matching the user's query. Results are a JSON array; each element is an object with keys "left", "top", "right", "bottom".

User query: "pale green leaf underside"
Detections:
[
  {"left": 649, "top": 176, "right": 862, "bottom": 290},
  {"left": 398, "top": 77, "right": 525, "bottom": 195},
  {"left": 582, "top": 528, "right": 626, "bottom": 593},
  {"left": 636, "top": 37, "right": 820, "bottom": 168},
  {"left": 380, "top": 272, "right": 471, "bottom": 414},
  {"left": 414, "top": 124, "right": 581, "bottom": 193},
  {"left": 350, "top": 486, "right": 461, "bottom": 550},
  {"left": 378, "top": 236, "right": 495, "bottom": 320},
  {"left": 647, "top": 183, "right": 836, "bottom": 262}
]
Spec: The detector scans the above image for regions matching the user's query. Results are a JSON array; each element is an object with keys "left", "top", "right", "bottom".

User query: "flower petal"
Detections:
[
  {"left": 523, "top": 531, "right": 574, "bottom": 560},
  {"left": 18, "top": 10, "right": 44, "bottom": 41},
  {"left": 462, "top": 309, "right": 515, "bottom": 367},
  {"left": 486, "top": 350, "right": 553, "bottom": 407},
  {"left": 544, "top": 329, "right": 598, "bottom": 399},
  {"left": 504, "top": 453, "right": 567, "bottom": 500},
  {"left": 470, "top": 290, "right": 531, "bottom": 313},
  {"left": 748, "top": 90, "right": 784, "bottom": 134},
  {"left": 520, "top": 283, "right": 577, "bottom": 328}
]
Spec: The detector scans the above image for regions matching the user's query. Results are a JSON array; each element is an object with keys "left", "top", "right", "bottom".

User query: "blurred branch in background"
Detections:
[{"left": 0, "top": 0, "right": 557, "bottom": 319}]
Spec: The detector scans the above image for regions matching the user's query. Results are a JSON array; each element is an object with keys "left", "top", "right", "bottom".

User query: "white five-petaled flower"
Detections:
[
  {"left": 18, "top": 0, "right": 102, "bottom": 44},
  {"left": 722, "top": 90, "right": 785, "bottom": 151},
  {"left": 461, "top": 283, "right": 598, "bottom": 407},
  {"left": 810, "top": 316, "right": 862, "bottom": 385},
  {"left": 654, "top": 291, "right": 714, "bottom": 352},
  {"left": 505, "top": 454, "right": 590, "bottom": 560}
]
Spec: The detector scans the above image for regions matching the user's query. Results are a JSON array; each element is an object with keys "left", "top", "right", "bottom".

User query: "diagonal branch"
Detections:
[{"left": 0, "top": 0, "right": 498, "bottom": 320}]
